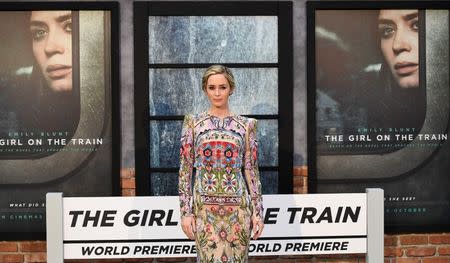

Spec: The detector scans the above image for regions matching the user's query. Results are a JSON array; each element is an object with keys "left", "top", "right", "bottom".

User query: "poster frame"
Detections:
[
  {"left": 0, "top": 1, "right": 121, "bottom": 240},
  {"left": 134, "top": 1, "right": 294, "bottom": 196},
  {"left": 306, "top": 0, "right": 450, "bottom": 233}
]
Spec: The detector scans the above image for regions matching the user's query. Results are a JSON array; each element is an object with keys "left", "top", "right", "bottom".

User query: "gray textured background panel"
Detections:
[{"left": 148, "top": 16, "right": 278, "bottom": 64}]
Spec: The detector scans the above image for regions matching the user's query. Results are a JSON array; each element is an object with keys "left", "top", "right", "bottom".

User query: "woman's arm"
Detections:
[
  {"left": 179, "top": 114, "right": 196, "bottom": 240},
  {"left": 179, "top": 114, "right": 195, "bottom": 217},
  {"left": 244, "top": 118, "right": 264, "bottom": 239}
]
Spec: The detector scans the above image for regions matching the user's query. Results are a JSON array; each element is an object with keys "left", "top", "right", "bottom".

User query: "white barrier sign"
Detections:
[{"left": 54, "top": 194, "right": 369, "bottom": 259}]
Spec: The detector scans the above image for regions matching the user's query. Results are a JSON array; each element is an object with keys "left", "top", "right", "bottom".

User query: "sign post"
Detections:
[
  {"left": 46, "top": 193, "right": 64, "bottom": 263},
  {"left": 366, "top": 188, "right": 384, "bottom": 263}
]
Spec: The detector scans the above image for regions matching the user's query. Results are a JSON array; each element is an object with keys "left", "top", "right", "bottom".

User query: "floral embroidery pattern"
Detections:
[
  {"left": 204, "top": 148, "right": 213, "bottom": 157},
  {"left": 179, "top": 112, "right": 262, "bottom": 263},
  {"left": 203, "top": 174, "right": 218, "bottom": 192},
  {"left": 222, "top": 174, "right": 238, "bottom": 194}
]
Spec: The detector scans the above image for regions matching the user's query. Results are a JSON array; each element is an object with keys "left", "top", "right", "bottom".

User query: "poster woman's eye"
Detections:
[
  {"left": 31, "top": 28, "right": 48, "bottom": 41},
  {"left": 63, "top": 20, "right": 72, "bottom": 33},
  {"left": 410, "top": 20, "right": 419, "bottom": 32},
  {"left": 378, "top": 25, "right": 395, "bottom": 39}
]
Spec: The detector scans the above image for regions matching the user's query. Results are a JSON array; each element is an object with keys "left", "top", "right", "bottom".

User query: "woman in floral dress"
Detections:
[{"left": 179, "top": 65, "right": 264, "bottom": 263}]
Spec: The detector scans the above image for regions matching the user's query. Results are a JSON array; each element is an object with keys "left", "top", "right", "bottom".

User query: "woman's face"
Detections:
[
  {"left": 30, "top": 11, "right": 72, "bottom": 92},
  {"left": 204, "top": 74, "right": 233, "bottom": 109},
  {"left": 378, "top": 10, "right": 419, "bottom": 89}
]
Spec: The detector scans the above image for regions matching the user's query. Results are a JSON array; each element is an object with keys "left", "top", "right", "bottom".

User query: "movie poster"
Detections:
[
  {"left": 0, "top": 9, "right": 117, "bottom": 239},
  {"left": 310, "top": 7, "right": 449, "bottom": 231}
]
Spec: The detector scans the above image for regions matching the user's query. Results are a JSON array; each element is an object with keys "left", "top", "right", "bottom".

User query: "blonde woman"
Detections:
[{"left": 179, "top": 65, "right": 264, "bottom": 262}]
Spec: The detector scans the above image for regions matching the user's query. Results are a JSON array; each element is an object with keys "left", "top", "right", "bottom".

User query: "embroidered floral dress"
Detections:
[{"left": 179, "top": 112, "right": 263, "bottom": 263}]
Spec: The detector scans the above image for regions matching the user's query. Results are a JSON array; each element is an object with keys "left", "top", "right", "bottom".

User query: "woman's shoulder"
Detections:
[
  {"left": 183, "top": 112, "right": 209, "bottom": 123},
  {"left": 234, "top": 115, "right": 257, "bottom": 129}
]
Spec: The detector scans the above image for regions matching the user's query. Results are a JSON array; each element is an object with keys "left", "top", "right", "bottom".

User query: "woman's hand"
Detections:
[
  {"left": 181, "top": 216, "right": 196, "bottom": 240},
  {"left": 251, "top": 214, "right": 264, "bottom": 240}
]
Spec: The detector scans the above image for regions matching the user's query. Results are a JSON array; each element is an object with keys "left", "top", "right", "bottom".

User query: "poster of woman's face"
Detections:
[
  {"left": 378, "top": 10, "right": 419, "bottom": 89},
  {"left": 0, "top": 5, "right": 119, "bottom": 240},
  {"left": 1, "top": 10, "right": 77, "bottom": 143},
  {"left": 30, "top": 11, "right": 73, "bottom": 92},
  {"left": 309, "top": 4, "right": 449, "bottom": 232}
]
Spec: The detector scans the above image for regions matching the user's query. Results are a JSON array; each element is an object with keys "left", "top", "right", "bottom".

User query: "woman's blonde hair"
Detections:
[{"left": 202, "top": 65, "right": 235, "bottom": 91}]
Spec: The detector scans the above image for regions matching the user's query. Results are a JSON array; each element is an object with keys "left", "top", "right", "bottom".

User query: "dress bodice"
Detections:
[{"left": 179, "top": 112, "right": 263, "bottom": 219}]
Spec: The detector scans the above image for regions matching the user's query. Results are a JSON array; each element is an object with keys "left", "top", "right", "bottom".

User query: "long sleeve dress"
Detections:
[{"left": 179, "top": 112, "right": 263, "bottom": 263}]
